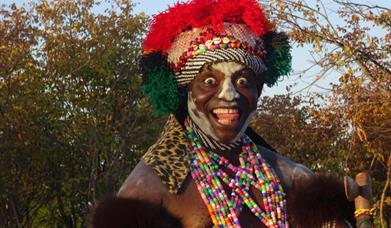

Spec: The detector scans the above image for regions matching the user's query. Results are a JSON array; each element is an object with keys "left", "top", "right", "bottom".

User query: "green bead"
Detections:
[{"left": 199, "top": 46, "right": 206, "bottom": 54}]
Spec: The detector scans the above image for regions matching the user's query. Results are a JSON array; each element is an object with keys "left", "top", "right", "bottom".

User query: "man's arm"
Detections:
[
  {"left": 259, "top": 145, "right": 313, "bottom": 189},
  {"left": 89, "top": 161, "right": 184, "bottom": 228},
  {"left": 117, "top": 160, "right": 166, "bottom": 204}
]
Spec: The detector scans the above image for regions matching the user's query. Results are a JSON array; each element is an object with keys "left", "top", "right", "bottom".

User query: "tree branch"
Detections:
[{"left": 379, "top": 154, "right": 391, "bottom": 228}]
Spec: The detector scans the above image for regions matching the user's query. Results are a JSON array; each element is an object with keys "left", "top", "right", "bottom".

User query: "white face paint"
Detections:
[
  {"left": 188, "top": 91, "right": 219, "bottom": 140},
  {"left": 232, "top": 110, "right": 255, "bottom": 142},
  {"left": 188, "top": 61, "right": 257, "bottom": 144},
  {"left": 214, "top": 62, "right": 244, "bottom": 101}
]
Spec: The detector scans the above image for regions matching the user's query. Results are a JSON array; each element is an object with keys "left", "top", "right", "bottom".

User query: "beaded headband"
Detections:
[
  {"left": 140, "top": 0, "right": 292, "bottom": 115},
  {"left": 169, "top": 23, "right": 267, "bottom": 86}
]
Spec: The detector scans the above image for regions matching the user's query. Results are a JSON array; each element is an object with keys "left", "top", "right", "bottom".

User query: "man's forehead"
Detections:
[{"left": 210, "top": 62, "right": 246, "bottom": 77}]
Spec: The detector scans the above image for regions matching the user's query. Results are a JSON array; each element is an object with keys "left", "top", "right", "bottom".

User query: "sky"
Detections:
[{"left": 3, "top": 0, "right": 390, "bottom": 96}]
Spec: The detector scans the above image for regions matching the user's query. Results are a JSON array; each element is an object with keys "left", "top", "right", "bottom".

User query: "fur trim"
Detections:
[
  {"left": 287, "top": 174, "right": 355, "bottom": 228},
  {"left": 90, "top": 196, "right": 183, "bottom": 228},
  {"left": 143, "top": 0, "right": 273, "bottom": 53},
  {"left": 263, "top": 31, "right": 292, "bottom": 86},
  {"left": 140, "top": 52, "right": 185, "bottom": 115}
]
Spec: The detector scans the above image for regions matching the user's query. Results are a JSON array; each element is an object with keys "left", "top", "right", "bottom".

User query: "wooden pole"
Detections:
[{"left": 354, "top": 172, "right": 373, "bottom": 228}]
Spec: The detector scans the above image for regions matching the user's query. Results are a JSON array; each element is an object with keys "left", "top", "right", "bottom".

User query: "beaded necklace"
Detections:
[{"left": 185, "top": 119, "right": 288, "bottom": 228}]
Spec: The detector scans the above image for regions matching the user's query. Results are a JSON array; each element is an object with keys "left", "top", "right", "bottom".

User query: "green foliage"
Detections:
[{"left": 0, "top": 0, "right": 163, "bottom": 227}]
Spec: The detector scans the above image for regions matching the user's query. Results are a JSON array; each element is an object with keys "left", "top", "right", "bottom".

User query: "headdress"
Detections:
[{"left": 140, "top": 0, "right": 292, "bottom": 115}]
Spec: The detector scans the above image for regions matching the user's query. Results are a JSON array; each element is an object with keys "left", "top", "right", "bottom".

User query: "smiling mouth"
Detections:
[{"left": 211, "top": 108, "right": 241, "bottom": 125}]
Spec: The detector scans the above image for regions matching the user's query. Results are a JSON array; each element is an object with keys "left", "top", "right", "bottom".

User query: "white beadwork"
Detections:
[{"left": 167, "top": 23, "right": 262, "bottom": 65}]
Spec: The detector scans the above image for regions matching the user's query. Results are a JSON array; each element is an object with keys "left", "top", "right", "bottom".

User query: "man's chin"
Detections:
[{"left": 208, "top": 116, "right": 244, "bottom": 144}]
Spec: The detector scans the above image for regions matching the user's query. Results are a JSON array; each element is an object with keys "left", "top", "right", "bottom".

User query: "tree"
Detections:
[
  {"left": 1, "top": 0, "right": 389, "bottom": 226},
  {"left": 0, "top": 0, "right": 161, "bottom": 227},
  {"left": 260, "top": 0, "right": 390, "bottom": 226},
  {"left": 252, "top": 94, "right": 351, "bottom": 172}
]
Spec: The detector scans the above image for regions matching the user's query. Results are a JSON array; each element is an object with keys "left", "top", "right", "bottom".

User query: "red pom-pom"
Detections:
[{"left": 143, "top": 0, "right": 273, "bottom": 54}]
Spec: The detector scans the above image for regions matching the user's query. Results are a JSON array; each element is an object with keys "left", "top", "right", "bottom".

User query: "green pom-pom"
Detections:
[
  {"left": 142, "top": 67, "right": 180, "bottom": 115},
  {"left": 263, "top": 32, "right": 292, "bottom": 87}
]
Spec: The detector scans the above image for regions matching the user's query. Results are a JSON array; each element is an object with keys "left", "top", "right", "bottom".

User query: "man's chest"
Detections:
[{"left": 163, "top": 177, "right": 268, "bottom": 228}]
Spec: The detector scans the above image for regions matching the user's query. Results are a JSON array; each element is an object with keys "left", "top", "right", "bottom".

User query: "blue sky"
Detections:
[{"left": 3, "top": 0, "right": 390, "bottom": 96}]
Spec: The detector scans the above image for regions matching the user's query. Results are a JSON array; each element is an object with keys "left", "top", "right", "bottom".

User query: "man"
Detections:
[{"left": 93, "top": 0, "right": 357, "bottom": 227}]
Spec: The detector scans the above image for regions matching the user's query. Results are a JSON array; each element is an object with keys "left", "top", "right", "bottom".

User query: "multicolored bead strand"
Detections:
[{"left": 185, "top": 119, "right": 288, "bottom": 228}]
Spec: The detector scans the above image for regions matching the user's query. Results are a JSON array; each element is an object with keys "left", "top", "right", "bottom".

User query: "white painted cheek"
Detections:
[
  {"left": 187, "top": 91, "right": 219, "bottom": 140},
  {"left": 217, "top": 78, "right": 240, "bottom": 101},
  {"left": 232, "top": 110, "right": 256, "bottom": 142}
]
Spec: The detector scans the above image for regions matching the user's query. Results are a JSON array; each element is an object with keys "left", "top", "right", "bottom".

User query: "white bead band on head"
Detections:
[{"left": 167, "top": 23, "right": 267, "bottom": 85}]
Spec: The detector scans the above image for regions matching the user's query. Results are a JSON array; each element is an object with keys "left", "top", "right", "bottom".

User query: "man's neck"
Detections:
[
  {"left": 187, "top": 117, "right": 242, "bottom": 151},
  {"left": 209, "top": 146, "right": 243, "bottom": 166}
]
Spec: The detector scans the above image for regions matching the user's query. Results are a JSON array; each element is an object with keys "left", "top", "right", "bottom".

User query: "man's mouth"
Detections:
[{"left": 211, "top": 108, "right": 241, "bottom": 125}]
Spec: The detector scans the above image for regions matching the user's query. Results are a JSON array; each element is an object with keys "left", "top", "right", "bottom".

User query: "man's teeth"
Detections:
[
  {"left": 212, "top": 108, "right": 240, "bottom": 125},
  {"left": 212, "top": 108, "right": 239, "bottom": 114},
  {"left": 218, "top": 119, "right": 236, "bottom": 124}
]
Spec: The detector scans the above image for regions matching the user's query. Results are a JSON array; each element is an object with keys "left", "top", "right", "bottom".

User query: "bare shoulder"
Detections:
[
  {"left": 117, "top": 160, "right": 167, "bottom": 204},
  {"left": 259, "top": 146, "right": 313, "bottom": 189}
]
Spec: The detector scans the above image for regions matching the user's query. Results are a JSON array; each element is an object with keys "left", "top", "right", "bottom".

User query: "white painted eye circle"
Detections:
[
  {"left": 204, "top": 77, "right": 217, "bottom": 86},
  {"left": 237, "top": 77, "right": 248, "bottom": 86}
]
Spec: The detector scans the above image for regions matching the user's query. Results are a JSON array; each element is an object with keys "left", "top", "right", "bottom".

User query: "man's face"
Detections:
[{"left": 187, "top": 61, "right": 260, "bottom": 144}]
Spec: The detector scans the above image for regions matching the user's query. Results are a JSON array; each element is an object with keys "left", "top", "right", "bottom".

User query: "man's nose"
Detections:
[{"left": 217, "top": 79, "right": 240, "bottom": 101}]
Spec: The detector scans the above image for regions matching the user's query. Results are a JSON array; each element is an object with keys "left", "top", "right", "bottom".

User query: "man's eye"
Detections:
[
  {"left": 204, "top": 77, "right": 217, "bottom": 86},
  {"left": 236, "top": 77, "right": 248, "bottom": 86}
]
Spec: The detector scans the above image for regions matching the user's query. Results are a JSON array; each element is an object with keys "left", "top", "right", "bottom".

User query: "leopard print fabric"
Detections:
[
  {"left": 142, "top": 115, "right": 310, "bottom": 195},
  {"left": 142, "top": 115, "right": 190, "bottom": 194}
]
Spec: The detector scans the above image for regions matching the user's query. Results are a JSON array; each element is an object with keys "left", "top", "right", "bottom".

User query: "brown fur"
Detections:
[
  {"left": 287, "top": 174, "right": 355, "bottom": 228},
  {"left": 90, "top": 196, "right": 183, "bottom": 228}
]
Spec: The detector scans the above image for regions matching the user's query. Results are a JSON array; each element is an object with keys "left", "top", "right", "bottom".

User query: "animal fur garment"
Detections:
[
  {"left": 287, "top": 174, "right": 355, "bottom": 228},
  {"left": 90, "top": 176, "right": 355, "bottom": 228},
  {"left": 90, "top": 196, "right": 183, "bottom": 228}
]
